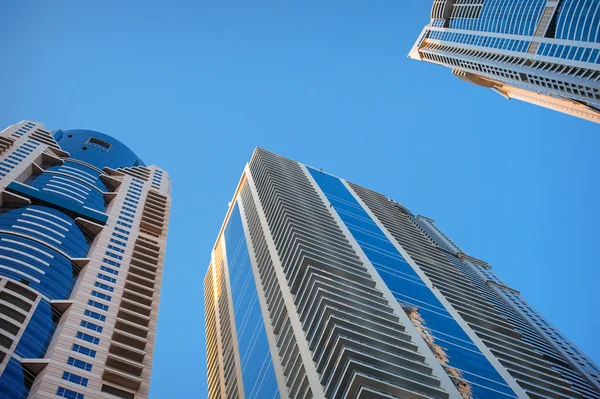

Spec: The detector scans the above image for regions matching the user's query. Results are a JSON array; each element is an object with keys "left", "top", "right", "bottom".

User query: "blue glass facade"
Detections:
[
  {"left": 428, "top": 0, "right": 600, "bottom": 64},
  {"left": 555, "top": 0, "right": 600, "bottom": 42},
  {"left": 0, "top": 205, "right": 88, "bottom": 398},
  {"left": 224, "top": 204, "right": 279, "bottom": 399},
  {"left": 53, "top": 130, "right": 144, "bottom": 170},
  {"left": 308, "top": 168, "right": 519, "bottom": 399},
  {"left": 449, "top": 0, "right": 546, "bottom": 35},
  {"left": 413, "top": 0, "right": 600, "bottom": 123},
  {"left": 428, "top": 30, "right": 531, "bottom": 53}
]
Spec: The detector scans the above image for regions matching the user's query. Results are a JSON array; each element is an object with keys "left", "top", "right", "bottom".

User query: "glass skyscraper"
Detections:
[
  {"left": 0, "top": 121, "right": 171, "bottom": 399},
  {"left": 410, "top": 0, "right": 600, "bottom": 123},
  {"left": 205, "top": 148, "right": 600, "bottom": 399}
]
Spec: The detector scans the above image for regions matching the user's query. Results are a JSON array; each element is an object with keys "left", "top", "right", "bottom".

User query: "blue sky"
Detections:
[{"left": 1, "top": 1, "right": 599, "bottom": 398}]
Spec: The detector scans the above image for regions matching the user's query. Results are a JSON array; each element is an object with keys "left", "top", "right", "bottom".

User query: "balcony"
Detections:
[
  {"left": 114, "top": 318, "right": 149, "bottom": 339},
  {"left": 103, "top": 367, "right": 143, "bottom": 391},
  {"left": 117, "top": 308, "right": 150, "bottom": 328},
  {"left": 109, "top": 341, "right": 145, "bottom": 364}
]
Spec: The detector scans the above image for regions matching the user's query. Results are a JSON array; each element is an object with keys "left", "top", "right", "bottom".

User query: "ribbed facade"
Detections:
[
  {"left": 0, "top": 120, "right": 171, "bottom": 399},
  {"left": 410, "top": 0, "right": 600, "bottom": 124},
  {"left": 205, "top": 148, "right": 600, "bottom": 399}
]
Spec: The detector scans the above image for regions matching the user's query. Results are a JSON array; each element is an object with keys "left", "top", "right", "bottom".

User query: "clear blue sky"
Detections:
[{"left": 1, "top": 2, "right": 599, "bottom": 398}]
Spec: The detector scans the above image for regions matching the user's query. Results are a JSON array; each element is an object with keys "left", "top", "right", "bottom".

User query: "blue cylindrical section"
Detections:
[
  {"left": 26, "top": 161, "right": 108, "bottom": 213},
  {"left": 0, "top": 205, "right": 88, "bottom": 298},
  {"left": 0, "top": 300, "right": 58, "bottom": 398},
  {"left": 0, "top": 205, "right": 88, "bottom": 398},
  {"left": 53, "top": 129, "right": 144, "bottom": 170},
  {"left": 555, "top": 0, "right": 600, "bottom": 43},
  {"left": 449, "top": 0, "right": 546, "bottom": 36},
  {"left": 0, "top": 205, "right": 89, "bottom": 260}
]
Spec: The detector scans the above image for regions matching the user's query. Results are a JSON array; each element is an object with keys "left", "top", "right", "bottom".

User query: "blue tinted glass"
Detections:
[
  {"left": 224, "top": 203, "right": 279, "bottom": 399},
  {"left": 555, "top": 0, "right": 600, "bottom": 43},
  {"left": 449, "top": 0, "right": 546, "bottom": 36},
  {"left": 54, "top": 129, "right": 144, "bottom": 169},
  {"left": 308, "top": 168, "right": 519, "bottom": 399}
]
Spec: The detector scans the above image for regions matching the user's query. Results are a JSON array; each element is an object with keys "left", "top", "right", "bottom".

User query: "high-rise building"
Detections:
[
  {"left": 0, "top": 121, "right": 171, "bottom": 399},
  {"left": 409, "top": 0, "right": 600, "bottom": 124},
  {"left": 204, "top": 148, "right": 600, "bottom": 399}
]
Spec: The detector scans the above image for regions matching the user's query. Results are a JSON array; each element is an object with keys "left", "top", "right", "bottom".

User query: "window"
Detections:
[
  {"left": 67, "top": 357, "right": 93, "bottom": 372},
  {"left": 62, "top": 371, "right": 89, "bottom": 387},
  {"left": 105, "top": 251, "right": 123, "bottom": 260},
  {"left": 117, "top": 221, "right": 132, "bottom": 228},
  {"left": 100, "top": 265, "right": 119, "bottom": 275},
  {"left": 108, "top": 245, "right": 125, "bottom": 254},
  {"left": 110, "top": 239, "right": 126, "bottom": 247},
  {"left": 118, "top": 216, "right": 133, "bottom": 223},
  {"left": 114, "top": 227, "right": 130, "bottom": 235},
  {"left": 72, "top": 344, "right": 96, "bottom": 358},
  {"left": 91, "top": 290, "right": 112, "bottom": 301},
  {"left": 87, "top": 137, "right": 112, "bottom": 150},
  {"left": 84, "top": 309, "right": 106, "bottom": 321},
  {"left": 103, "top": 258, "right": 121, "bottom": 268},
  {"left": 88, "top": 300, "right": 109, "bottom": 311},
  {"left": 97, "top": 273, "right": 116, "bottom": 284},
  {"left": 94, "top": 282, "right": 114, "bottom": 292},
  {"left": 81, "top": 320, "right": 103, "bottom": 332},
  {"left": 57, "top": 387, "right": 84, "bottom": 399},
  {"left": 113, "top": 232, "right": 129, "bottom": 241},
  {"left": 77, "top": 331, "right": 100, "bottom": 345}
]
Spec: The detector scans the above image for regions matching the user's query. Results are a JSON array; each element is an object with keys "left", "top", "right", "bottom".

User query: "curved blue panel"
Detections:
[
  {"left": 224, "top": 204, "right": 279, "bottom": 399},
  {"left": 53, "top": 129, "right": 144, "bottom": 169},
  {"left": 27, "top": 174, "right": 105, "bottom": 213},
  {"left": 0, "top": 231, "right": 80, "bottom": 300},
  {"left": 0, "top": 206, "right": 87, "bottom": 398},
  {"left": 26, "top": 161, "right": 107, "bottom": 213},
  {"left": 0, "top": 300, "right": 59, "bottom": 398},
  {"left": 45, "top": 161, "right": 108, "bottom": 192},
  {"left": 449, "top": 0, "right": 546, "bottom": 36},
  {"left": 8, "top": 182, "right": 108, "bottom": 225},
  {"left": 0, "top": 358, "right": 34, "bottom": 399},
  {"left": 555, "top": 0, "right": 600, "bottom": 43},
  {"left": 0, "top": 205, "right": 88, "bottom": 259},
  {"left": 13, "top": 300, "right": 57, "bottom": 359}
]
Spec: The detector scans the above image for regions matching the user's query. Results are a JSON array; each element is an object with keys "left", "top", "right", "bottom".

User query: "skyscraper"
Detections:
[
  {"left": 0, "top": 121, "right": 171, "bottom": 399},
  {"left": 409, "top": 0, "right": 600, "bottom": 124},
  {"left": 205, "top": 148, "right": 600, "bottom": 399}
]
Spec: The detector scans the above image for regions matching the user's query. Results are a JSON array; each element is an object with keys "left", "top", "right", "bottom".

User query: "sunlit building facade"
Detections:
[
  {"left": 409, "top": 0, "right": 600, "bottom": 123},
  {"left": 0, "top": 121, "right": 171, "bottom": 399},
  {"left": 205, "top": 148, "right": 600, "bottom": 399}
]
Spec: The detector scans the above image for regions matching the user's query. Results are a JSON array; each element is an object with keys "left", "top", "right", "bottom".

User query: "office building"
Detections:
[
  {"left": 205, "top": 148, "right": 600, "bottom": 399},
  {"left": 409, "top": 0, "right": 600, "bottom": 123},
  {"left": 0, "top": 121, "right": 171, "bottom": 399}
]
